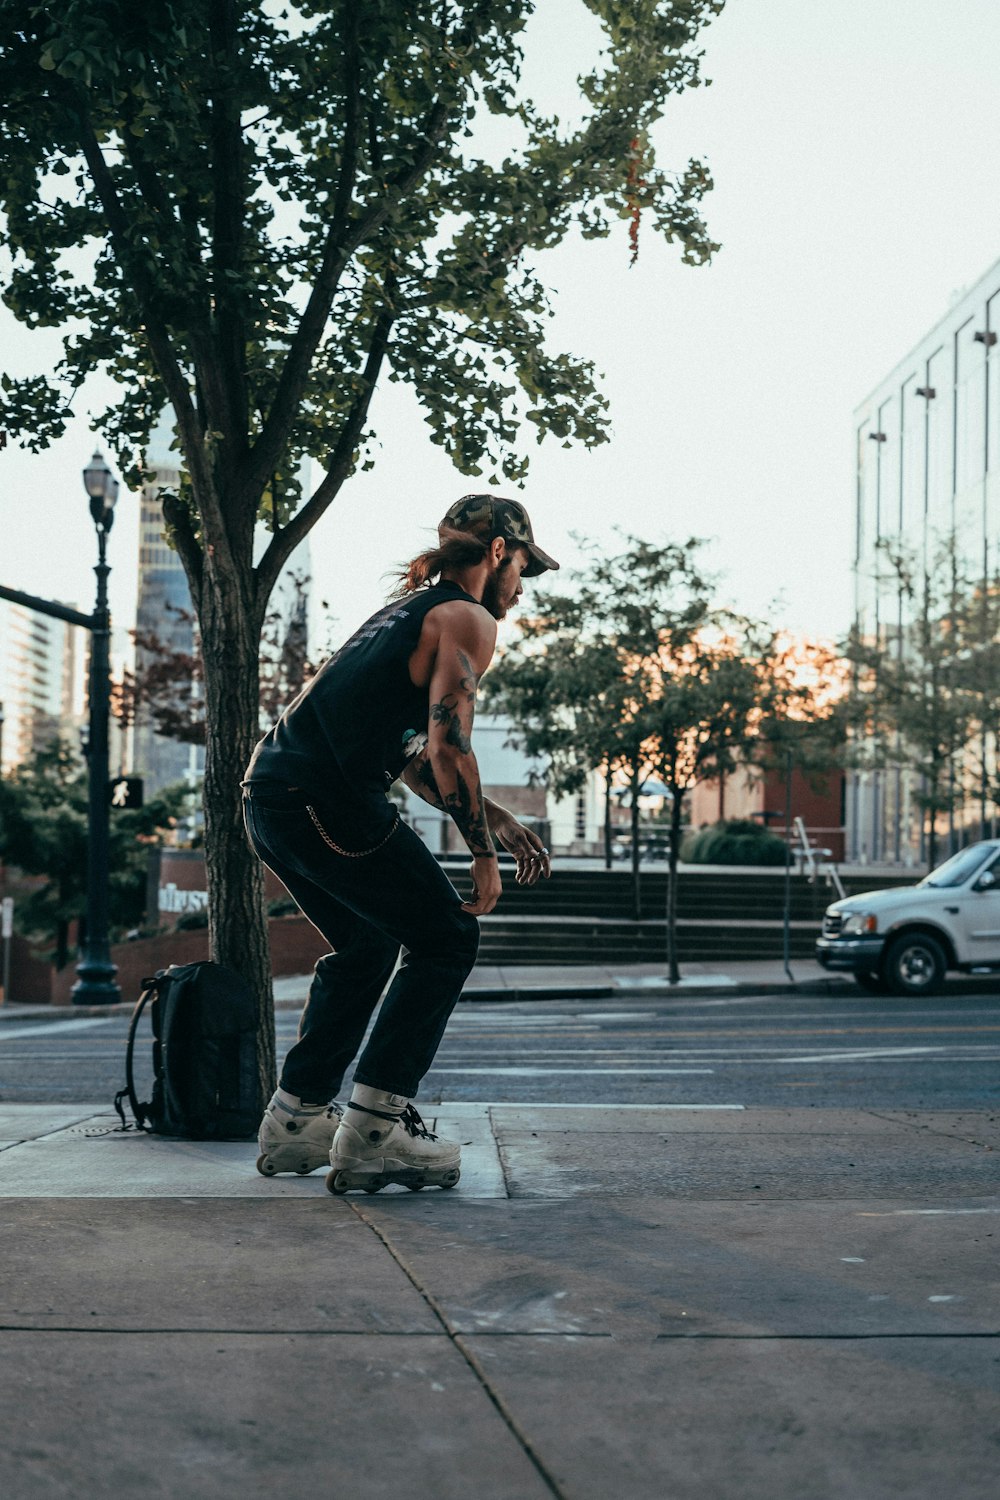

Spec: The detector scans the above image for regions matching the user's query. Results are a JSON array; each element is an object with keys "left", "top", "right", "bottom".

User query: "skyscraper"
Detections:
[
  {"left": 0, "top": 598, "right": 80, "bottom": 772},
  {"left": 132, "top": 450, "right": 201, "bottom": 796},
  {"left": 133, "top": 419, "right": 311, "bottom": 796}
]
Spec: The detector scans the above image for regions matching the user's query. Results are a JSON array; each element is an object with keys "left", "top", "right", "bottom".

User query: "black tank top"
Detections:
[{"left": 244, "top": 580, "right": 484, "bottom": 805}]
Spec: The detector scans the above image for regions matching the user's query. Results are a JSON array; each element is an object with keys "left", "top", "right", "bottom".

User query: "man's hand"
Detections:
[
  {"left": 462, "top": 853, "right": 503, "bottom": 915},
  {"left": 490, "top": 812, "right": 552, "bottom": 887}
]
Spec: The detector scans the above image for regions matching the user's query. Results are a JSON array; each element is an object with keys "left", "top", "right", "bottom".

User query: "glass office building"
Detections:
[
  {"left": 0, "top": 600, "right": 78, "bottom": 773},
  {"left": 850, "top": 255, "right": 1000, "bottom": 865}
]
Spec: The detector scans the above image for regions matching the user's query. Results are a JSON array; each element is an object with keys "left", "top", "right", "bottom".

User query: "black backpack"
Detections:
[{"left": 114, "top": 961, "right": 259, "bottom": 1139}]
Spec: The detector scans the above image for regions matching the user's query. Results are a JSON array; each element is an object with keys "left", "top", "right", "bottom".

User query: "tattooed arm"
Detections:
[
  {"left": 421, "top": 603, "right": 501, "bottom": 914},
  {"left": 400, "top": 751, "right": 552, "bottom": 888}
]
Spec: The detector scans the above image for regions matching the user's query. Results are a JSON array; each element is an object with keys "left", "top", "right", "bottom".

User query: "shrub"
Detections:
[
  {"left": 175, "top": 908, "right": 209, "bottom": 930},
  {"left": 681, "top": 819, "right": 788, "bottom": 866},
  {"left": 267, "top": 898, "right": 298, "bottom": 918}
]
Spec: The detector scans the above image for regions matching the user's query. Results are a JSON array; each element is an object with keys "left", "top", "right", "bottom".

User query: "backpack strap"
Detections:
[{"left": 113, "top": 974, "right": 163, "bottom": 1132}]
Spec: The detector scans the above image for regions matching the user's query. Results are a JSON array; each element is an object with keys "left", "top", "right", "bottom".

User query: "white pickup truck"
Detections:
[{"left": 815, "top": 840, "right": 1000, "bottom": 995}]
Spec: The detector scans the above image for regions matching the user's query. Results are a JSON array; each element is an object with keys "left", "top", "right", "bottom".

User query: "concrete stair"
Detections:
[{"left": 439, "top": 862, "right": 917, "bottom": 965}]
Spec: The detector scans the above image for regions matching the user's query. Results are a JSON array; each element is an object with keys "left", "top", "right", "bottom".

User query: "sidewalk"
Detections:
[
  {"left": 1, "top": 1099, "right": 997, "bottom": 1498},
  {"left": 0, "top": 958, "right": 855, "bottom": 1021}
]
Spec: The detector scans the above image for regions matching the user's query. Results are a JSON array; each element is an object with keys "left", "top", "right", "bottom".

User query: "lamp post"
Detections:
[
  {"left": 0, "top": 450, "right": 122, "bottom": 1004},
  {"left": 71, "top": 452, "right": 121, "bottom": 1005}
]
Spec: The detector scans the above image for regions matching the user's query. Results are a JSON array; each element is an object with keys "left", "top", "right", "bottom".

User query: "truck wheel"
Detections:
[
  {"left": 854, "top": 970, "right": 889, "bottom": 995},
  {"left": 883, "top": 933, "right": 946, "bottom": 996}
]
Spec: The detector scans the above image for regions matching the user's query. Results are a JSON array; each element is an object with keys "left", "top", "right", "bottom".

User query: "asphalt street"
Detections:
[{"left": 2, "top": 985, "right": 998, "bottom": 1110}]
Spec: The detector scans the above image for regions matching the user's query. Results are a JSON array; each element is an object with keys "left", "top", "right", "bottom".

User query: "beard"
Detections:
[{"left": 481, "top": 564, "right": 511, "bottom": 621}]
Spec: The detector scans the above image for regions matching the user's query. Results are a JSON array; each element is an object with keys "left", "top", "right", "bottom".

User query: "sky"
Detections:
[{"left": 3, "top": 0, "right": 1000, "bottom": 656}]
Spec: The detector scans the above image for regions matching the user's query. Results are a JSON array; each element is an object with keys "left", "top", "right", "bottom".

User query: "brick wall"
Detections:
[{"left": 48, "top": 915, "right": 327, "bottom": 1006}]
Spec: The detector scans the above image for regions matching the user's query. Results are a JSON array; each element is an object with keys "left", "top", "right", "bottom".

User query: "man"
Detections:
[{"left": 243, "top": 494, "right": 556, "bottom": 1194}]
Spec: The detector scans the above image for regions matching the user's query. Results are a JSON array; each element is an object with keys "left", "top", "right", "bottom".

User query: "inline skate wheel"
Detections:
[{"left": 256, "top": 1154, "right": 277, "bottom": 1177}]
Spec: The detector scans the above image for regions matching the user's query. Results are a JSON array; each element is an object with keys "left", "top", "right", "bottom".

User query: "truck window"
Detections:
[{"left": 919, "top": 845, "right": 996, "bottom": 888}]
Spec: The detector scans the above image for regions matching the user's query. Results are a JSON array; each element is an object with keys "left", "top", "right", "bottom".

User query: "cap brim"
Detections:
[{"left": 522, "top": 543, "right": 560, "bottom": 577}]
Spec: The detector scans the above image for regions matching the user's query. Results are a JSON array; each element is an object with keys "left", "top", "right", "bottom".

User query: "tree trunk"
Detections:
[
  {"left": 666, "top": 790, "right": 682, "bottom": 985},
  {"left": 56, "top": 916, "right": 69, "bottom": 973},
  {"left": 603, "top": 759, "right": 613, "bottom": 870},
  {"left": 630, "top": 767, "right": 641, "bottom": 921},
  {"left": 199, "top": 574, "right": 275, "bottom": 1112},
  {"left": 926, "top": 769, "right": 939, "bottom": 871}
]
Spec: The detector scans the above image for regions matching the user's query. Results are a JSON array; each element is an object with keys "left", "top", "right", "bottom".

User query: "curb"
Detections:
[
  {"left": 453, "top": 979, "right": 855, "bottom": 1004},
  {"left": 0, "top": 977, "right": 857, "bottom": 1022}
]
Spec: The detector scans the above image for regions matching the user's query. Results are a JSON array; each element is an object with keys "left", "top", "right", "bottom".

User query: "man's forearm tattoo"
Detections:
[
  {"left": 413, "top": 751, "right": 446, "bottom": 810},
  {"left": 428, "top": 648, "right": 492, "bottom": 854},
  {"left": 444, "top": 766, "right": 493, "bottom": 857}
]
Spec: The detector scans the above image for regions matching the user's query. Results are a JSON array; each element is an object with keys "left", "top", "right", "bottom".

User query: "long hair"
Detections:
[{"left": 388, "top": 526, "right": 491, "bottom": 598}]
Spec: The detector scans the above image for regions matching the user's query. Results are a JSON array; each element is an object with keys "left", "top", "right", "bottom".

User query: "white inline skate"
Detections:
[
  {"left": 326, "top": 1085, "right": 461, "bottom": 1195},
  {"left": 256, "top": 1090, "right": 344, "bottom": 1176}
]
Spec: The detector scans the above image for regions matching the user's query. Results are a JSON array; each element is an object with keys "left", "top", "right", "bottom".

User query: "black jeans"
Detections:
[{"left": 242, "top": 786, "right": 479, "bottom": 1101}]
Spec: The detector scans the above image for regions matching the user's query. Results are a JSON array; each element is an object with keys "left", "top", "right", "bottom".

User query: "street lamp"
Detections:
[
  {"left": 71, "top": 451, "right": 121, "bottom": 1005},
  {"left": 0, "top": 449, "right": 122, "bottom": 1004}
]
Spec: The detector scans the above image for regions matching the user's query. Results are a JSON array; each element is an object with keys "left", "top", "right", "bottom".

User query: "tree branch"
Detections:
[
  {"left": 208, "top": 0, "right": 250, "bottom": 454},
  {"left": 162, "top": 491, "right": 205, "bottom": 609},
  {"left": 242, "top": 93, "right": 451, "bottom": 505},
  {"left": 253, "top": 288, "right": 397, "bottom": 611},
  {"left": 76, "top": 101, "right": 237, "bottom": 582},
  {"left": 75, "top": 109, "right": 207, "bottom": 491}
]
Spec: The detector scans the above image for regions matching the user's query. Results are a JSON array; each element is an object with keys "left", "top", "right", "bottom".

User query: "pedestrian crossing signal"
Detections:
[{"left": 109, "top": 776, "right": 144, "bottom": 809}]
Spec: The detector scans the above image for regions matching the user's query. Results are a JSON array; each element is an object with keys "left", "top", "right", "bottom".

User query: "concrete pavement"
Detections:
[{"left": 1, "top": 1100, "right": 997, "bottom": 1499}]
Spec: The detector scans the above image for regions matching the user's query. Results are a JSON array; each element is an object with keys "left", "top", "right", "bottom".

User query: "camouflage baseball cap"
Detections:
[{"left": 440, "top": 494, "right": 560, "bottom": 577}]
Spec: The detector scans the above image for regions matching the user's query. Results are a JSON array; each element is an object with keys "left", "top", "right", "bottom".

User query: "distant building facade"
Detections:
[
  {"left": 690, "top": 763, "right": 846, "bottom": 862},
  {"left": 133, "top": 426, "right": 312, "bottom": 797},
  {"left": 132, "top": 459, "right": 202, "bottom": 795},
  {"left": 0, "top": 598, "right": 81, "bottom": 772},
  {"left": 850, "top": 255, "right": 1000, "bottom": 865}
]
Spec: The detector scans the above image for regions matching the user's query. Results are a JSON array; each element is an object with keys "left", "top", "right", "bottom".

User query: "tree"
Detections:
[
  {"left": 487, "top": 535, "right": 794, "bottom": 978},
  {"left": 484, "top": 623, "right": 655, "bottom": 890},
  {"left": 0, "top": 740, "right": 186, "bottom": 966},
  {"left": 642, "top": 618, "right": 774, "bottom": 981},
  {"left": 0, "top": 1, "right": 723, "bottom": 1103}
]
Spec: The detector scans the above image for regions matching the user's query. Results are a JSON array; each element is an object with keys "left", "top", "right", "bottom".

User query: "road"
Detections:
[{"left": 1, "top": 986, "right": 998, "bottom": 1109}]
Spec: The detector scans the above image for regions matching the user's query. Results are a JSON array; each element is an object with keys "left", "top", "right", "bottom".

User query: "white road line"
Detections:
[
  {"left": 774, "top": 1046, "right": 946, "bottom": 1063},
  {"left": 428, "top": 1066, "right": 714, "bottom": 1076},
  {"left": 0, "top": 1018, "right": 114, "bottom": 1042},
  {"left": 858, "top": 1208, "right": 1000, "bottom": 1217},
  {"left": 447, "top": 1017, "right": 604, "bottom": 1027},
  {"left": 484, "top": 1102, "right": 745, "bottom": 1111}
]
